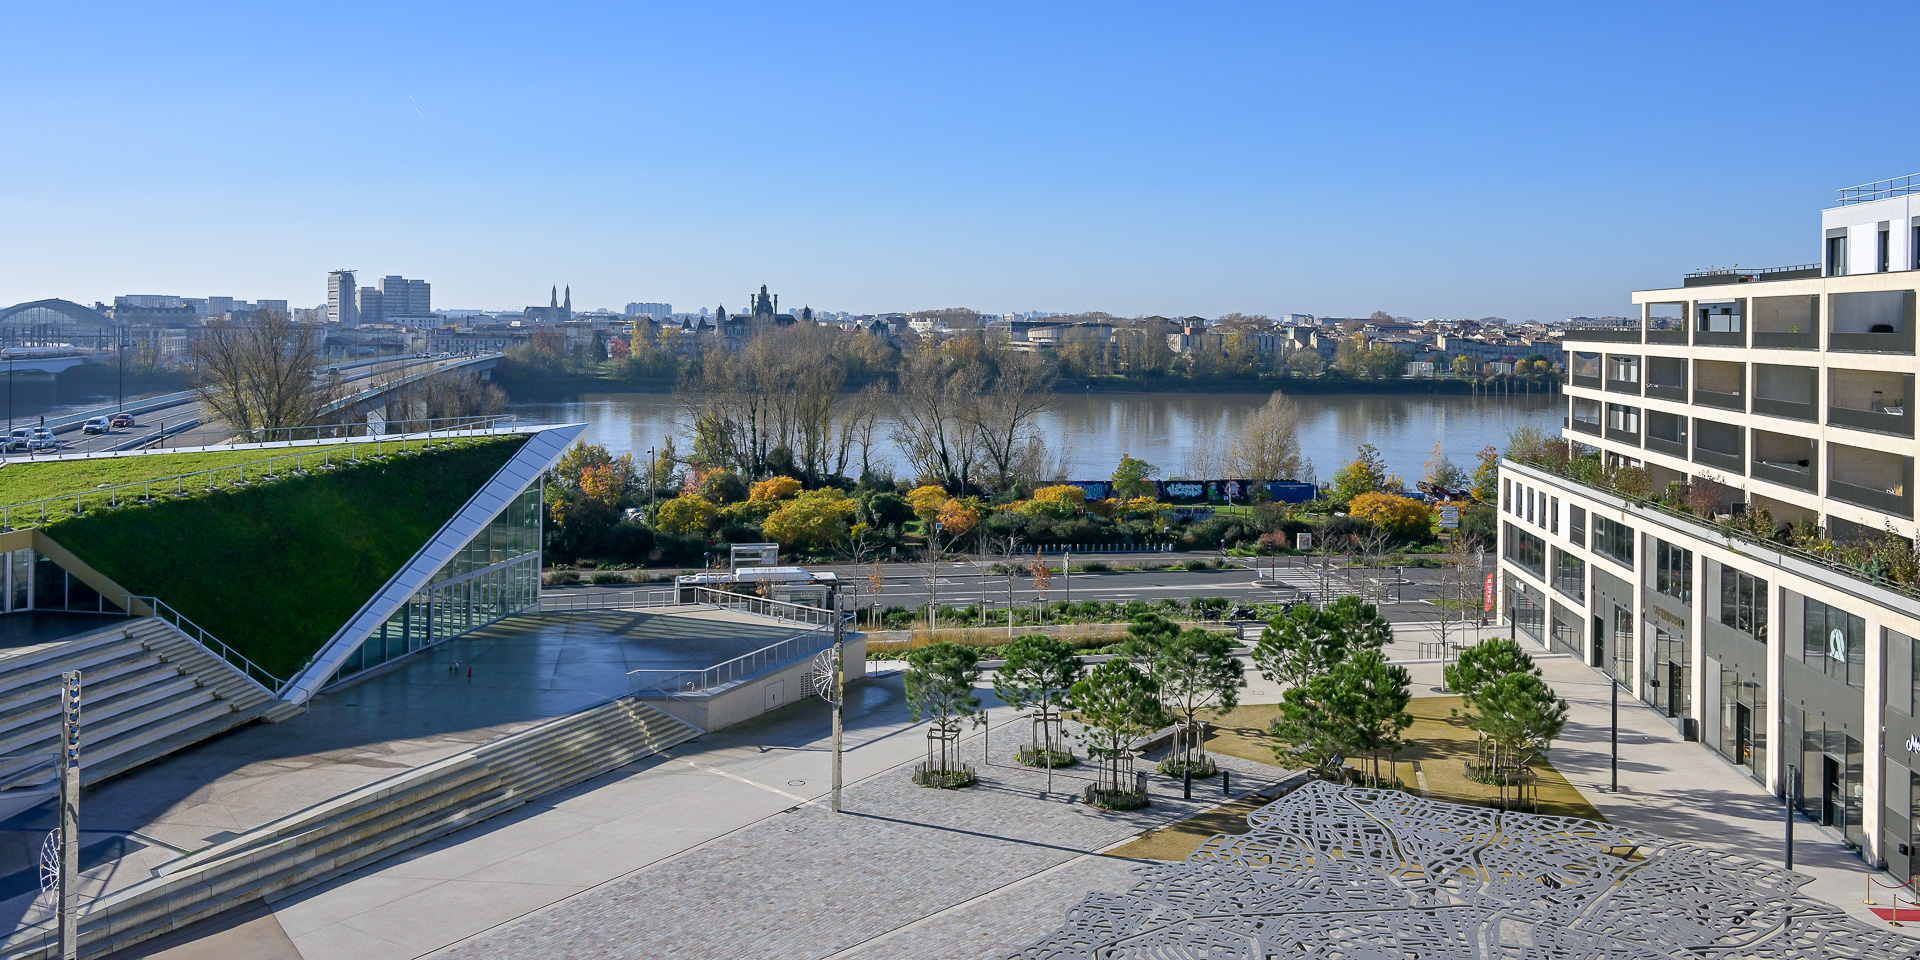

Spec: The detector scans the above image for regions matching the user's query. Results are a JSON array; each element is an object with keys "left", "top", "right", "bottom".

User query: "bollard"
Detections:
[
  {"left": 1223, "top": 769, "right": 1230, "bottom": 796},
  {"left": 1184, "top": 765, "right": 1192, "bottom": 800}
]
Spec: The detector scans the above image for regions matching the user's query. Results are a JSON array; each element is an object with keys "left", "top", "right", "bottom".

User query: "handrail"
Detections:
[
  {"left": 541, "top": 589, "right": 678, "bottom": 612},
  {"left": 0, "top": 427, "right": 512, "bottom": 530},
  {"left": 122, "top": 594, "right": 285, "bottom": 695},
  {"left": 693, "top": 586, "right": 837, "bottom": 626},
  {"left": 626, "top": 619, "right": 844, "bottom": 697},
  {"left": 320, "top": 353, "right": 504, "bottom": 415},
  {"left": 232, "top": 414, "right": 514, "bottom": 445},
  {"left": 1839, "top": 173, "right": 1920, "bottom": 204}
]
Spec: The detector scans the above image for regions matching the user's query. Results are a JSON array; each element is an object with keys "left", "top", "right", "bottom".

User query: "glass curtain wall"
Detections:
[{"left": 329, "top": 480, "right": 542, "bottom": 684}]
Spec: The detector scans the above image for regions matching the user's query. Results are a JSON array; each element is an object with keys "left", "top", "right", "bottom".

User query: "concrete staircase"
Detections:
[
  {"left": 0, "top": 619, "right": 281, "bottom": 805},
  {"left": 0, "top": 697, "right": 699, "bottom": 960}
]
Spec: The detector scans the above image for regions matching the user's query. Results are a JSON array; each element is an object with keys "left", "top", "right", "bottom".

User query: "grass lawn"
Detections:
[
  {"left": 0, "top": 440, "right": 451, "bottom": 517},
  {"left": 1107, "top": 695, "right": 1602, "bottom": 862},
  {"left": 50, "top": 436, "right": 528, "bottom": 679}
]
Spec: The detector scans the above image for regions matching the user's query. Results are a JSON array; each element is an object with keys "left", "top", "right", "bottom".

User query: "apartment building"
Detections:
[{"left": 1500, "top": 173, "right": 1920, "bottom": 878}]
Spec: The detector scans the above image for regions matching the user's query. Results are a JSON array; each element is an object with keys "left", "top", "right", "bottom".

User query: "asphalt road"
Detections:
[{"left": 2, "top": 355, "right": 482, "bottom": 458}]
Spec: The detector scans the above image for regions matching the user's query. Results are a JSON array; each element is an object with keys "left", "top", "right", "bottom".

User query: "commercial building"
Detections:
[
  {"left": 626, "top": 302, "right": 672, "bottom": 319},
  {"left": 328, "top": 270, "right": 358, "bottom": 327},
  {"left": 1500, "top": 172, "right": 1920, "bottom": 878}
]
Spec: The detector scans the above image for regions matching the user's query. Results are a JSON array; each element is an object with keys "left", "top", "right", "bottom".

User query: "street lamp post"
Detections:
[
  {"left": 1063, "top": 548, "right": 1071, "bottom": 606},
  {"left": 929, "top": 522, "right": 943, "bottom": 636},
  {"left": 1784, "top": 764, "right": 1797, "bottom": 868},
  {"left": 1609, "top": 677, "right": 1620, "bottom": 792}
]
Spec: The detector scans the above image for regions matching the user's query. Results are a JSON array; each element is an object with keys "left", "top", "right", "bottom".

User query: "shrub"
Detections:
[
  {"left": 748, "top": 475, "right": 803, "bottom": 502},
  {"left": 1348, "top": 492, "right": 1434, "bottom": 542},
  {"left": 1183, "top": 558, "right": 1211, "bottom": 571},
  {"left": 1082, "top": 560, "right": 1112, "bottom": 572},
  {"left": 907, "top": 485, "right": 950, "bottom": 522},
  {"left": 657, "top": 495, "right": 717, "bottom": 535},
  {"left": 589, "top": 570, "right": 626, "bottom": 585}
]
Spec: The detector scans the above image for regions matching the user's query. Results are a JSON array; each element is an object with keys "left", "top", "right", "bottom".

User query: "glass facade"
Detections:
[
  {"left": 0, "top": 547, "right": 128, "bottom": 614},
  {"left": 328, "top": 481, "right": 542, "bottom": 684}
]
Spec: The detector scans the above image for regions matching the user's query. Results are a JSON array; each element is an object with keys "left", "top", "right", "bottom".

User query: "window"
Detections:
[
  {"left": 1504, "top": 523, "right": 1545, "bottom": 578},
  {"left": 1552, "top": 547, "right": 1584, "bottom": 600},
  {"left": 1696, "top": 300, "right": 1744, "bottom": 333},
  {"left": 1655, "top": 540, "right": 1692, "bottom": 603},
  {"left": 1802, "top": 597, "right": 1865, "bottom": 688},
  {"left": 1525, "top": 486, "right": 1534, "bottom": 524},
  {"left": 1592, "top": 516, "right": 1633, "bottom": 568},
  {"left": 1503, "top": 478, "right": 1512, "bottom": 513},
  {"left": 1719, "top": 569, "right": 1767, "bottom": 639},
  {"left": 1607, "top": 354, "right": 1640, "bottom": 383},
  {"left": 1828, "top": 234, "right": 1848, "bottom": 277},
  {"left": 1549, "top": 496, "right": 1559, "bottom": 535},
  {"left": 1569, "top": 505, "right": 1587, "bottom": 547},
  {"left": 1606, "top": 403, "right": 1639, "bottom": 433},
  {"left": 1571, "top": 352, "right": 1601, "bottom": 380},
  {"left": 1880, "top": 224, "right": 1892, "bottom": 273}
]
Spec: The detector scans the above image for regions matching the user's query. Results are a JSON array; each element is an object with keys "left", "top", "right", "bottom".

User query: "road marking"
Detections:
[{"left": 656, "top": 751, "right": 812, "bottom": 804}]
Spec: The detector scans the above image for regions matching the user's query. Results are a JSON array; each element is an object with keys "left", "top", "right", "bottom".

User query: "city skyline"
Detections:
[{"left": 6, "top": 3, "right": 1917, "bottom": 320}]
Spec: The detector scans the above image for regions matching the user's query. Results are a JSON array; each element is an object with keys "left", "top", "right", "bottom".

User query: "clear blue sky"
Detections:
[{"left": 4, "top": 2, "right": 1914, "bottom": 320}]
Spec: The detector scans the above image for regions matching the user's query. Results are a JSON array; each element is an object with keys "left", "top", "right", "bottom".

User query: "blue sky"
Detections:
[{"left": 3, "top": 2, "right": 1914, "bottom": 320}]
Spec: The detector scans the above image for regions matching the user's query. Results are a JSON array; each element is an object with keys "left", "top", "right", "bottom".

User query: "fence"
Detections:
[
  {"left": 1028, "top": 543, "right": 1173, "bottom": 555},
  {"left": 233, "top": 414, "right": 515, "bottom": 445},
  {"left": 626, "top": 621, "right": 840, "bottom": 698},
  {"left": 693, "top": 586, "right": 838, "bottom": 626}
]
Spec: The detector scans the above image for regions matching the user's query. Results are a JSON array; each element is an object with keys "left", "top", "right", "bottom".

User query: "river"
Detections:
[{"left": 506, "top": 390, "right": 1561, "bottom": 481}]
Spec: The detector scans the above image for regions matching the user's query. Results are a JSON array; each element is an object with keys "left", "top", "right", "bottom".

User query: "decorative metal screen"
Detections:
[{"left": 1010, "top": 780, "right": 1918, "bottom": 959}]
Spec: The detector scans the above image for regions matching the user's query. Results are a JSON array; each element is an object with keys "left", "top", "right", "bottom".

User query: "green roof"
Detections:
[{"left": 49, "top": 436, "right": 530, "bottom": 679}]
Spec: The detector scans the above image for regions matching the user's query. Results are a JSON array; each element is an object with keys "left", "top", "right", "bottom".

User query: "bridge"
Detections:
[{"left": 11, "top": 352, "right": 504, "bottom": 456}]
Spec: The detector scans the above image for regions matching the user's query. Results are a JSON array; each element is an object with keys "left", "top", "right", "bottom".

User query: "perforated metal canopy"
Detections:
[{"left": 1011, "top": 780, "right": 1919, "bottom": 959}]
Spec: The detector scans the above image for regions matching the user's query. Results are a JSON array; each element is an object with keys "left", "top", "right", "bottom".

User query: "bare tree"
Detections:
[
  {"left": 893, "top": 340, "right": 982, "bottom": 488},
  {"left": 192, "top": 313, "right": 340, "bottom": 436},
  {"left": 834, "top": 383, "right": 887, "bottom": 480},
  {"left": 1227, "top": 390, "right": 1308, "bottom": 480},
  {"left": 963, "top": 346, "right": 1054, "bottom": 492},
  {"left": 1179, "top": 431, "right": 1228, "bottom": 480}
]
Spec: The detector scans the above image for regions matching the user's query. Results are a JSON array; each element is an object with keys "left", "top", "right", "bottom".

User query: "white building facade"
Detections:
[{"left": 1500, "top": 173, "right": 1920, "bottom": 878}]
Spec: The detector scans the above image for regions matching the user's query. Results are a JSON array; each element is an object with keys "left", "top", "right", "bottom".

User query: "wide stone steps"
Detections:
[
  {"left": 0, "top": 697, "right": 700, "bottom": 960},
  {"left": 0, "top": 619, "right": 282, "bottom": 798}
]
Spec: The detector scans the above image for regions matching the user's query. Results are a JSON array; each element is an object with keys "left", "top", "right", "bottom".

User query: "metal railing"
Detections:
[
  {"left": 0, "top": 428, "right": 507, "bottom": 529},
  {"left": 1684, "top": 263, "right": 1820, "bottom": 279},
  {"left": 1839, "top": 173, "right": 1920, "bottom": 204},
  {"left": 320, "top": 352, "right": 504, "bottom": 415},
  {"left": 541, "top": 589, "right": 678, "bottom": 612},
  {"left": 230, "top": 414, "right": 515, "bottom": 445},
  {"left": 626, "top": 619, "right": 842, "bottom": 698},
  {"left": 693, "top": 587, "right": 838, "bottom": 626},
  {"left": 122, "top": 594, "right": 286, "bottom": 694}
]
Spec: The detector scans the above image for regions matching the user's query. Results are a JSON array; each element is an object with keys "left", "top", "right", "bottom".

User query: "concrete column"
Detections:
[
  {"left": 1865, "top": 620, "right": 1888, "bottom": 867},
  {"left": 1766, "top": 583, "right": 1786, "bottom": 796}
]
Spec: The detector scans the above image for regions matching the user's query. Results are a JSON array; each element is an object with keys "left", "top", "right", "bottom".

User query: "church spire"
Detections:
[
  {"left": 564, "top": 286, "right": 571, "bottom": 310},
  {"left": 550, "top": 286, "right": 557, "bottom": 308}
]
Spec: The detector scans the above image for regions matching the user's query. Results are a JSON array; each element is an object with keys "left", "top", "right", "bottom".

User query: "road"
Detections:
[{"left": 0, "top": 354, "right": 492, "bottom": 458}]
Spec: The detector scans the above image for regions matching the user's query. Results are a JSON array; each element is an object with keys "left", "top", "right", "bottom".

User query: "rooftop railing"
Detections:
[
  {"left": 1839, "top": 173, "right": 1920, "bottom": 204},
  {"left": 541, "top": 589, "right": 679, "bottom": 612},
  {"left": 626, "top": 616, "right": 849, "bottom": 698}
]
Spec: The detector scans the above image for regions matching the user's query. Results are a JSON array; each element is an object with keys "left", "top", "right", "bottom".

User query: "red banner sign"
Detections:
[{"left": 1483, "top": 572, "right": 1496, "bottom": 612}]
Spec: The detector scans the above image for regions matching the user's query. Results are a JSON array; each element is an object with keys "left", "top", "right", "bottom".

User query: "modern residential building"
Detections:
[
  {"left": 328, "top": 270, "right": 358, "bottom": 327},
  {"left": 1500, "top": 171, "right": 1920, "bottom": 880},
  {"left": 381, "top": 274, "right": 431, "bottom": 318},
  {"left": 625, "top": 302, "right": 672, "bottom": 319}
]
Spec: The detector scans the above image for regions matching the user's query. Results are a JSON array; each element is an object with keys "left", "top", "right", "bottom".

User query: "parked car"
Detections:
[
  {"left": 110, "top": 413, "right": 136, "bottom": 428},
  {"left": 3, "top": 429, "right": 27, "bottom": 452},
  {"left": 81, "top": 416, "right": 111, "bottom": 435},
  {"left": 28, "top": 428, "right": 57, "bottom": 452}
]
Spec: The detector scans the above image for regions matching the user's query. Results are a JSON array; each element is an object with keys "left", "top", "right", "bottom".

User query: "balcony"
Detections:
[
  {"left": 1692, "top": 328, "right": 1746, "bottom": 348},
  {"left": 1751, "top": 458, "right": 1817, "bottom": 492},
  {"left": 1828, "top": 443, "right": 1913, "bottom": 519},
  {"left": 1646, "top": 434, "right": 1686, "bottom": 457},
  {"left": 1645, "top": 327, "right": 1688, "bottom": 345},
  {"left": 1829, "top": 478, "right": 1913, "bottom": 518},
  {"left": 1694, "top": 446, "right": 1743, "bottom": 473},
  {"left": 1605, "top": 426, "right": 1641, "bottom": 446},
  {"left": 1751, "top": 397, "right": 1815, "bottom": 421},
  {"left": 1605, "top": 377, "right": 1641, "bottom": 396},
  {"left": 1830, "top": 290, "right": 1916, "bottom": 355},
  {"left": 1682, "top": 264, "right": 1822, "bottom": 287},
  {"left": 1753, "top": 330, "right": 1817, "bottom": 349},
  {"left": 1694, "top": 389, "right": 1745, "bottom": 412},
  {"left": 1752, "top": 365, "right": 1817, "bottom": 423},
  {"left": 1646, "top": 382, "right": 1687, "bottom": 402},
  {"left": 1829, "top": 404, "right": 1914, "bottom": 437},
  {"left": 1570, "top": 418, "right": 1601, "bottom": 436},
  {"left": 1563, "top": 327, "right": 1641, "bottom": 344}
]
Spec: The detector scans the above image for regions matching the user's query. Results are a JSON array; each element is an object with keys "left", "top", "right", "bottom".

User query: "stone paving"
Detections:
[{"left": 432, "top": 720, "right": 1294, "bottom": 960}]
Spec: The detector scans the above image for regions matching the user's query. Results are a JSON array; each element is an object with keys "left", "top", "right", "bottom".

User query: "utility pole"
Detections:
[
  {"left": 928, "top": 522, "right": 942, "bottom": 636},
  {"left": 1063, "top": 549, "right": 1071, "bottom": 606},
  {"left": 57, "top": 670, "right": 81, "bottom": 960}
]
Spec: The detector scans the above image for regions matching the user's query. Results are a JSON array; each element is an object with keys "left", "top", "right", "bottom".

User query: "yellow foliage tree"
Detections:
[
  {"left": 907, "top": 485, "right": 951, "bottom": 522},
  {"left": 749, "top": 475, "right": 803, "bottom": 502},
  {"left": 656, "top": 495, "right": 717, "bottom": 536},
  {"left": 764, "top": 489, "right": 858, "bottom": 547},
  {"left": 1348, "top": 492, "right": 1434, "bottom": 541},
  {"left": 936, "top": 498, "right": 984, "bottom": 537}
]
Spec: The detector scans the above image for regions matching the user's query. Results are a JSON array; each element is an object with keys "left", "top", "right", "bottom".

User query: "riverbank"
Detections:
[{"left": 496, "top": 369, "right": 1560, "bottom": 400}]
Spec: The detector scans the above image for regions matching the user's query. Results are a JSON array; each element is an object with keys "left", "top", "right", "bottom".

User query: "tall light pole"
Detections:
[
  {"left": 831, "top": 604, "right": 845, "bottom": 812},
  {"left": 928, "top": 522, "right": 943, "bottom": 636},
  {"left": 57, "top": 670, "right": 81, "bottom": 960}
]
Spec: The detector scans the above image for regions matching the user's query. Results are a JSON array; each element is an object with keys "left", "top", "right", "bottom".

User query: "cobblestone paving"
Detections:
[
  {"left": 436, "top": 722, "right": 1292, "bottom": 959},
  {"left": 828, "top": 854, "right": 1141, "bottom": 960}
]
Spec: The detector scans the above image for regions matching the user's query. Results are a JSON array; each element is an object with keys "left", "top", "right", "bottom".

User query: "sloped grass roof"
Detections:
[
  {"left": 0, "top": 440, "right": 450, "bottom": 518},
  {"left": 49, "top": 436, "right": 530, "bottom": 679}
]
